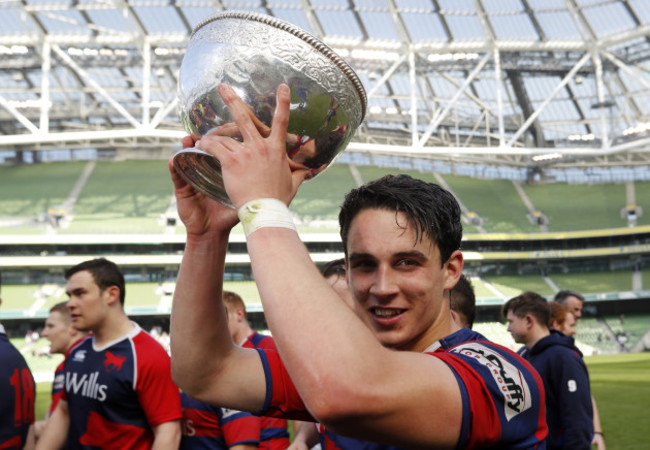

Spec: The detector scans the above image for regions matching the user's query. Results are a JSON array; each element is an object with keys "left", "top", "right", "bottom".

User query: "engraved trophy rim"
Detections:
[{"left": 191, "top": 10, "right": 367, "bottom": 121}]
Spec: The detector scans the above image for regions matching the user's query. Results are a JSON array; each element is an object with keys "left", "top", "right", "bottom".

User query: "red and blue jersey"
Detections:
[
  {"left": 242, "top": 332, "right": 291, "bottom": 450},
  {"left": 255, "top": 328, "right": 547, "bottom": 449},
  {"left": 0, "top": 326, "right": 35, "bottom": 450},
  {"left": 49, "top": 337, "right": 86, "bottom": 416},
  {"left": 180, "top": 392, "right": 261, "bottom": 449},
  {"left": 61, "top": 324, "right": 182, "bottom": 449}
]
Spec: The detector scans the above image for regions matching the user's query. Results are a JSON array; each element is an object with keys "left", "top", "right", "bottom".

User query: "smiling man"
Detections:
[
  {"left": 37, "top": 258, "right": 182, "bottom": 450},
  {"left": 169, "top": 84, "right": 547, "bottom": 449}
]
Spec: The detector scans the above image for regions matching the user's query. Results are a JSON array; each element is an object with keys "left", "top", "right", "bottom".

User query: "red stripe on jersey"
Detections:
[
  {"left": 80, "top": 410, "right": 152, "bottom": 449},
  {"left": 131, "top": 331, "right": 182, "bottom": 427}
]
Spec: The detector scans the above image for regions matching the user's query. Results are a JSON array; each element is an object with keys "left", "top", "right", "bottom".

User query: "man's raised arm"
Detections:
[{"left": 168, "top": 136, "right": 266, "bottom": 413}]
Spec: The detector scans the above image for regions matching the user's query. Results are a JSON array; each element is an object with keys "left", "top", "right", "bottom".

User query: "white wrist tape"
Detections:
[{"left": 237, "top": 198, "right": 296, "bottom": 238}]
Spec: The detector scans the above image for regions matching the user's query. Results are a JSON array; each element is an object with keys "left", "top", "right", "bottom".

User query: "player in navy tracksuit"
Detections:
[{"left": 505, "top": 292, "right": 593, "bottom": 449}]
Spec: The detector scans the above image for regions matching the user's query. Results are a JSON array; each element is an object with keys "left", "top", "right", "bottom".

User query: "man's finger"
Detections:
[
  {"left": 217, "top": 84, "right": 260, "bottom": 144},
  {"left": 270, "top": 84, "right": 290, "bottom": 150}
]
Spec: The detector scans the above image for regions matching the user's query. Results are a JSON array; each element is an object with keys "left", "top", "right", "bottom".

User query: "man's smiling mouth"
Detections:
[{"left": 371, "top": 308, "right": 405, "bottom": 318}]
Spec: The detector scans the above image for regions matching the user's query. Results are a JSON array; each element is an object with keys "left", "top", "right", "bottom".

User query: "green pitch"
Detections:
[
  {"left": 33, "top": 352, "right": 650, "bottom": 447},
  {"left": 585, "top": 352, "right": 650, "bottom": 449}
]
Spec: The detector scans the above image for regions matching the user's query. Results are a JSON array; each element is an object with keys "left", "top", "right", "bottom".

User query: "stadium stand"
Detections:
[
  {"left": 1, "top": 161, "right": 649, "bottom": 359},
  {"left": 521, "top": 182, "right": 629, "bottom": 231},
  {"left": 440, "top": 175, "right": 538, "bottom": 234}
]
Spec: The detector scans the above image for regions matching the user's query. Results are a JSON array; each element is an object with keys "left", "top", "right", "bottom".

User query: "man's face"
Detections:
[
  {"left": 506, "top": 311, "right": 528, "bottom": 344},
  {"left": 346, "top": 208, "right": 460, "bottom": 352},
  {"left": 42, "top": 311, "right": 72, "bottom": 354},
  {"left": 564, "top": 296, "right": 583, "bottom": 319},
  {"left": 562, "top": 312, "right": 577, "bottom": 337},
  {"left": 65, "top": 270, "right": 110, "bottom": 332}
]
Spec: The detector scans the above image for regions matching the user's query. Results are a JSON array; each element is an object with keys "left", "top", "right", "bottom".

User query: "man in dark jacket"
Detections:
[{"left": 503, "top": 291, "right": 593, "bottom": 449}]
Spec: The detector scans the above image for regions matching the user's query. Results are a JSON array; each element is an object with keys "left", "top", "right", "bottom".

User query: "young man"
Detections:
[
  {"left": 222, "top": 291, "right": 290, "bottom": 450},
  {"left": 34, "top": 302, "right": 89, "bottom": 440},
  {"left": 0, "top": 272, "right": 36, "bottom": 449},
  {"left": 169, "top": 83, "right": 547, "bottom": 448},
  {"left": 503, "top": 291, "right": 592, "bottom": 449},
  {"left": 37, "top": 258, "right": 182, "bottom": 449}
]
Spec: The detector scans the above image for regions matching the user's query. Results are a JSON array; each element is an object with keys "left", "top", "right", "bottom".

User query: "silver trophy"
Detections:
[{"left": 173, "top": 11, "right": 367, "bottom": 207}]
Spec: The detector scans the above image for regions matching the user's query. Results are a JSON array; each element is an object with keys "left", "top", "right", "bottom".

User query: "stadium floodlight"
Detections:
[
  {"left": 532, "top": 153, "right": 563, "bottom": 162},
  {"left": 622, "top": 121, "right": 650, "bottom": 137}
]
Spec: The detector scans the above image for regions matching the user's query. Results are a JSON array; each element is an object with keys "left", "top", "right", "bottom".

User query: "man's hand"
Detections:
[
  {"left": 168, "top": 134, "right": 239, "bottom": 239},
  {"left": 196, "top": 84, "right": 310, "bottom": 210}
]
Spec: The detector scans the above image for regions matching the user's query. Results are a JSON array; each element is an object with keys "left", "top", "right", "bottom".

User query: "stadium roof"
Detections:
[{"left": 1, "top": 0, "right": 649, "bottom": 174}]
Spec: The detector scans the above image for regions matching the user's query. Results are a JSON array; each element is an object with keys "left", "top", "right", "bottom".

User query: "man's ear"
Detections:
[
  {"left": 443, "top": 250, "right": 464, "bottom": 291},
  {"left": 104, "top": 285, "right": 121, "bottom": 306},
  {"left": 525, "top": 314, "right": 535, "bottom": 329},
  {"left": 236, "top": 307, "right": 246, "bottom": 322}
]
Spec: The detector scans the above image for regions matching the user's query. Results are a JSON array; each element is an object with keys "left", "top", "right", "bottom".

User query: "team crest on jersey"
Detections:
[
  {"left": 221, "top": 408, "right": 240, "bottom": 419},
  {"left": 103, "top": 351, "right": 127, "bottom": 372},
  {"left": 450, "top": 343, "right": 532, "bottom": 421},
  {"left": 72, "top": 350, "right": 86, "bottom": 362}
]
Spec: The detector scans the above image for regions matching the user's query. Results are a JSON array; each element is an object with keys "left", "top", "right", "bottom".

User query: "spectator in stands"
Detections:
[
  {"left": 450, "top": 273, "right": 476, "bottom": 329},
  {"left": 36, "top": 258, "right": 182, "bottom": 449},
  {"left": 223, "top": 290, "right": 291, "bottom": 450},
  {"left": 503, "top": 291, "right": 593, "bottom": 449},
  {"left": 169, "top": 86, "right": 547, "bottom": 449},
  {"left": 0, "top": 272, "right": 36, "bottom": 449},
  {"left": 180, "top": 392, "right": 261, "bottom": 450},
  {"left": 554, "top": 289, "right": 584, "bottom": 319},
  {"left": 33, "top": 302, "right": 89, "bottom": 440}
]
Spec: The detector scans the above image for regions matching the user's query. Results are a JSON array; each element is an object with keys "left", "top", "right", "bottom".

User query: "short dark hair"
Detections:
[
  {"left": 65, "top": 258, "right": 126, "bottom": 306},
  {"left": 320, "top": 258, "right": 346, "bottom": 279},
  {"left": 338, "top": 174, "right": 462, "bottom": 266},
  {"left": 502, "top": 291, "right": 550, "bottom": 328},
  {"left": 450, "top": 274, "right": 476, "bottom": 329},
  {"left": 554, "top": 289, "right": 584, "bottom": 304}
]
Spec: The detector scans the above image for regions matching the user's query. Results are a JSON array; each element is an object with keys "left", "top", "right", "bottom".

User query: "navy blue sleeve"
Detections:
[{"left": 552, "top": 349, "right": 593, "bottom": 449}]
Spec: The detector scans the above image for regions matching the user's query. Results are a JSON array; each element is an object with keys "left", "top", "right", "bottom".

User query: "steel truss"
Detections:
[{"left": 0, "top": 1, "right": 649, "bottom": 172}]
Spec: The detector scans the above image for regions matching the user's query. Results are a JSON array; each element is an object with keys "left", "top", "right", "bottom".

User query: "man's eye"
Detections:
[
  {"left": 351, "top": 260, "right": 373, "bottom": 269},
  {"left": 396, "top": 259, "right": 418, "bottom": 267}
]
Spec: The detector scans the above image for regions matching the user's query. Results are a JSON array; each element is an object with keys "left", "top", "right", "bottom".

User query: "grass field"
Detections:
[
  {"left": 30, "top": 352, "right": 650, "bottom": 447},
  {"left": 585, "top": 352, "right": 650, "bottom": 449}
]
